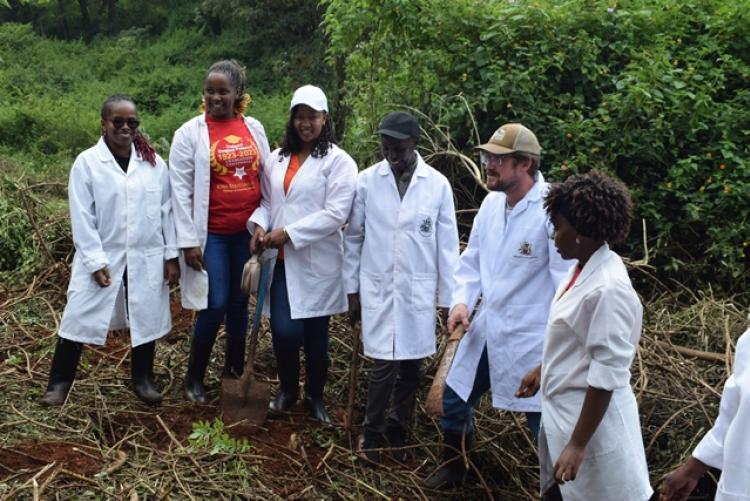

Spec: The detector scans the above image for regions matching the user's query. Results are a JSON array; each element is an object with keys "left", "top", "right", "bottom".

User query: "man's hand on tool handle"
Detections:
[{"left": 447, "top": 303, "right": 470, "bottom": 334}]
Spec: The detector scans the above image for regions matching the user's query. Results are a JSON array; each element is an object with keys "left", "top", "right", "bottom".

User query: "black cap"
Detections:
[{"left": 377, "top": 111, "right": 420, "bottom": 140}]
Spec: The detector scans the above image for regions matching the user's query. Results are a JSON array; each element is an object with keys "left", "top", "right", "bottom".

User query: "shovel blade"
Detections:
[{"left": 220, "top": 376, "right": 270, "bottom": 426}]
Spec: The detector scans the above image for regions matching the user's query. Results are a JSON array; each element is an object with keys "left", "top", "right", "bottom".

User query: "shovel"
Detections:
[
  {"left": 425, "top": 324, "right": 466, "bottom": 417},
  {"left": 221, "top": 255, "right": 272, "bottom": 425}
]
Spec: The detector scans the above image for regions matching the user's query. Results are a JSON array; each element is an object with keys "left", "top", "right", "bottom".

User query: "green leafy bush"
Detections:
[{"left": 324, "top": 0, "right": 750, "bottom": 290}]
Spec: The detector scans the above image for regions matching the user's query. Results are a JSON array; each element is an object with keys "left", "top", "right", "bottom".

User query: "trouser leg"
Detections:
[
  {"left": 302, "top": 315, "right": 332, "bottom": 427},
  {"left": 526, "top": 411, "right": 541, "bottom": 441},
  {"left": 223, "top": 232, "right": 250, "bottom": 377},
  {"left": 185, "top": 233, "right": 229, "bottom": 402},
  {"left": 427, "top": 345, "right": 491, "bottom": 489},
  {"left": 269, "top": 262, "right": 302, "bottom": 411},
  {"left": 439, "top": 345, "right": 492, "bottom": 435},
  {"left": 363, "top": 360, "right": 400, "bottom": 438},
  {"left": 386, "top": 358, "right": 423, "bottom": 440}
]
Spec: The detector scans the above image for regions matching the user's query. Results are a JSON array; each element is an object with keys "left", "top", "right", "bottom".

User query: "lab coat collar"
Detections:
[
  {"left": 574, "top": 242, "right": 610, "bottom": 287},
  {"left": 376, "top": 152, "right": 429, "bottom": 178},
  {"left": 94, "top": 136, "right": 139, "bottom": 165},
  {"left": 511, "top": 171, "right": 545, "bottom": 215}
]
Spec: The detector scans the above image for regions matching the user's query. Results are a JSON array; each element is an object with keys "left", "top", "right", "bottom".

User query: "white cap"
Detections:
[{"left": 290, "top": 85, "right": 328, "bottom": 112}]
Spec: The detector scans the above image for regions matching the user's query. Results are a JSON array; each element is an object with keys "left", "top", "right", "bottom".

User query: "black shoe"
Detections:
[
  {"left": 358, "top": 432, "right": 383, "bottom": 465},
  {"left": 269, "top": 390, "right": 296, "bottom": 412},
  {"left": 424, "top": 431, "right": 472, "bottom": 490},
  {"left": 304, "top": 357, "right": 333, "bottom": 427},
  {"left": 131, "top": 341, "right": 162, "bottom": 404},
  {"left": 304, "top": 394, "right": 333, "bottom": 428},
  {"left": 269, "top": 349, "right": 299, "bottom": 414},
  {"left": 222, "top": 335, "right": 246, "bottom": 378},
  {"left": 185, "top": 338, "right": 214, "bottom": 403},
  {"left": 40, "top": 337, "right": 83, "bottom": 406},
  {"left": 386, "top": 425, "right": 411, "bottom": 463}
]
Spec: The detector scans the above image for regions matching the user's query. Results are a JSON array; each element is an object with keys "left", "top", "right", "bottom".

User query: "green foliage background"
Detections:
[
  {"left": 324, "top": 0, "right": 750, "bottom": 291},
  {"left": 1, "top": 0, "right": 749, "bottom": 292}
]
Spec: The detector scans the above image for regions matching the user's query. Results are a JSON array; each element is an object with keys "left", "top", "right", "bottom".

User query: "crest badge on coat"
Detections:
[
  {"left": 419, "top": 216, "right": 433, "bottom": 237},
  {"left": 518, "top": 240, "right": 533, "bottom": 256}
]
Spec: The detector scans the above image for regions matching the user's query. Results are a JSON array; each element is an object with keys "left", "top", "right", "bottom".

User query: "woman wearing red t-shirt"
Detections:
[{"left": 170, "top": 60, "right": 270, "bottom": 403}]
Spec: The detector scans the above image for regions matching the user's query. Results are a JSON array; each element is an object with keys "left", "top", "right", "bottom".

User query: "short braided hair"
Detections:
[{"left": 544, "top": 170, "right": 632, "bottom": 244}]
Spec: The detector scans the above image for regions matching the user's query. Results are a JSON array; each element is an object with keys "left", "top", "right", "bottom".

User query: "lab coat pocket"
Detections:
[
  {"left": 507, "top": 304, "right": 548, "bottom": 329},
  {"left": 69, "top": 258, "right": 102, "bottom": 292},
  {"left": 411, "top": 273, "right": 437, "bottom": 310},
  {"left": 145, "top": 186, "right": 161, "bottom": 221},
  {"left": 416, "top": 211, "right": 437, "bottom": 239},
  {"left": 583, "top": 406, "right": 621, "bottom": 458},
  {"left": 360, "top": 273, "right": 381, "bottom": 309},
  {"left": 511, "top": 227, "right": 546, "bottom": 261},
  {"left": 145, "top": 248, "right": 165, "bottom": 290}
]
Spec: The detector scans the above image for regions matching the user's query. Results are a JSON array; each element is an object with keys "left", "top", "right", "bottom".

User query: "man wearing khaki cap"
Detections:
[{"left": 425, "top": 123, "right": 572, "bottom": 489}]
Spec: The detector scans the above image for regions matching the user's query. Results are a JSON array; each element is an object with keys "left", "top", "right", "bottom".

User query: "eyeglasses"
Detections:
[
  {"left": 109, "top": 117, "right": 140, "bottom": 130},
  {"left": 479, "top": 151, "right": 512, "bottom": 167}
]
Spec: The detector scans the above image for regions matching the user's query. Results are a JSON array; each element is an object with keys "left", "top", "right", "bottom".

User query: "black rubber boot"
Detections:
[
  {"left": 40, "top": 337, "right": 83, "bottom": 406},
  {"left": 269, "top": 349, "right": 299, "bottom": 413},
  {"left": 424, "top": 431, "right": 472, "bottom": 490},
  {"left": 131, "top": 341, "right": 162, "bottom": 404},
  {"left": 184, "top": 338, "right": 214, "bottom": 403},
  {"left": 222, "top": 335, "right": 246, "bottom": 378},
  {"left": 360, "top": 430, "right": 384, "bottom": 464},
  {"left": 303, "top": 358, "right": 333, "bottom": 428},
  {"left": 386, "top": 424, "right": 411, "bottom": 463}
]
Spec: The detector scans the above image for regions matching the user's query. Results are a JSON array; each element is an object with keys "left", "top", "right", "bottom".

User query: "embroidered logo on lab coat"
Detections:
[
  {"left": 419, "top": 216, "right": 433, "bottom": 237},
  {"left": 518, "top": 240, "right": 533, "bottom": 256}
]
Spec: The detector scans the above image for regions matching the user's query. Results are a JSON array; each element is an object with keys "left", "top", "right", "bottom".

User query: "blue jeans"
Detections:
[
  {"left": 193, "top": 232, "right": 250, "bottom": 343},
  {"left": 269, "top": 261, "right": 329, "bottom": 364},
  {"left": 440, "top": 344, "right": 541, "bottom": 440}
]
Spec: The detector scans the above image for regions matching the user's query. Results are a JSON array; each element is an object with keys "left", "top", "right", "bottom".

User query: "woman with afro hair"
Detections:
[{"left": 516, "top": 171, "right": 653, "bottom": 500}]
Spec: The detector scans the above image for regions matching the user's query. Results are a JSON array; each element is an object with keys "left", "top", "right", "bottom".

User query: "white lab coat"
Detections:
[
  {"left": 446, "top": 174, "right": 571, "bottom": 411},
  {"left": 538, "top": 244, "right": 652, "bottom": 501},
  {"left": 169, "top": 114, "right": 270, "bottom": 310},
  {"left": 692, "top": 330, "right": 750, "bottom": 501},
  {"left": 59, "top": 138, "right": 178, "bottom": 347},
  {"left": 248, "top": 145, "right": 357, "bottom": 318},
  {"left": 342, "top": 154, "right": 459, "bottom": 360}
]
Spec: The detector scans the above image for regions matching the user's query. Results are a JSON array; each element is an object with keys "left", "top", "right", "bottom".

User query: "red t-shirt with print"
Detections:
[{"left": 206, "top": 115, "right": 261, "bottom": 234}]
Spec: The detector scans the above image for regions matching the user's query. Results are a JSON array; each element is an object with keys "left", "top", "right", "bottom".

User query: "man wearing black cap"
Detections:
[
  {"left": 343, "top": 111, "right": 459, "bottom": 463},
  {"left": 425, "top": 123, "right": 572, "bottom": 489}
]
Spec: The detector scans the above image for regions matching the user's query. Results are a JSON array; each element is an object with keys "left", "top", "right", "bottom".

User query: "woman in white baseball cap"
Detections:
[{"left": 248, "top": 85, "right": 357, "bottom": 426}]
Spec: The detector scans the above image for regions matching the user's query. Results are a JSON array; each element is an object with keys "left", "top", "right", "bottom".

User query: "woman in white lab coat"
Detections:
[
  {"left": 249, "top": 85, "right": 357, "bottom": 426},
  {"left": 517, "top": 171, "right": 652, "bottom": 500},
  {"left": 660, "top": 330, "right": 749, "bottom": 501},
  {"left": 169, "top": 60, "right": 270, "bottom": 403},
  {"left": 41, "top": 94, "right": 179, "bottom": 406}
]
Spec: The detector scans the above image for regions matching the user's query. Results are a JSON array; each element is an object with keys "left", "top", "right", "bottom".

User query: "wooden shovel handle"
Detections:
[{"left": 425, "top": 324, "right": 466, "bottom": 417}]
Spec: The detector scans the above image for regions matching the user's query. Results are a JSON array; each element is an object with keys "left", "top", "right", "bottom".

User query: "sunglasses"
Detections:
[
  {"left": 479, "top": 151, "right": 513, "bottom": 166},
  {"left": 109, "top": 117, "right": 140, "bottom": 130}
]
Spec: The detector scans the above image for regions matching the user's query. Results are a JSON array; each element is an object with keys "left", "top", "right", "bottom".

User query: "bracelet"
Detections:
[{"left": 282, "top": 227, "right": 290, "bottom": 242}]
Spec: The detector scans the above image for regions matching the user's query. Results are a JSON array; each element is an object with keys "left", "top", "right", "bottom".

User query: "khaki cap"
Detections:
[{"left": 475, "top": 123, "right": 541, "bottom": 156}]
